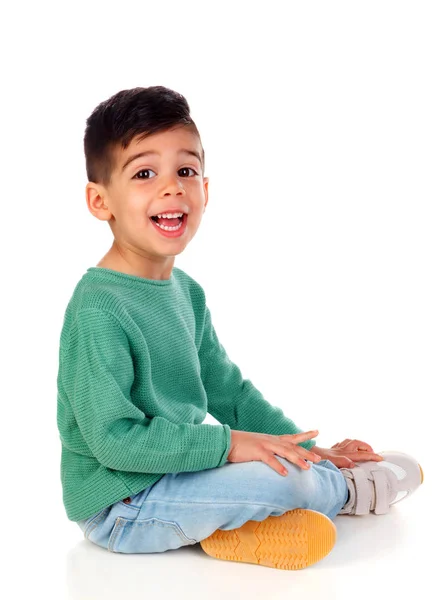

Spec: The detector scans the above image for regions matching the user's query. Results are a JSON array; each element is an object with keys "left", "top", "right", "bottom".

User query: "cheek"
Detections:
[
  {"left": 116, "top": 205, "right": 148, "bottom": 232},
  {"left": 123, "top": 196, "right": 149, "bottom": 219}
]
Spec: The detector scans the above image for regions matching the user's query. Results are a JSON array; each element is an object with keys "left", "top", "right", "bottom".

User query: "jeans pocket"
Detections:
[
  {"left": 108, "top": 516, "right": 198, "bottom": 554},
  {"left": 83, "top": 506, "right": 111, "bottom": 539}
]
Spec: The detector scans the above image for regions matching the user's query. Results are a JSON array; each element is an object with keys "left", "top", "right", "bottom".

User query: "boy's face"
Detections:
[{"left": 85, "top": 125, "right": 208, "bottom": 277}]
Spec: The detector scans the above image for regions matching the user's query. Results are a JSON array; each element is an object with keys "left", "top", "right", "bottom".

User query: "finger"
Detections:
[
  {"left": 273, "top": 445, "right": 312, "bottom": 470},
  {"left": 297, "top": 446, "right": 323, "bottom": 462},
  {"left": 354, "top": 452, "right": 384, "bottom": 462},
  {"left": 352, "top": 440, "right": 375, "bottom": 453},
  {"left": 327, "top": 456, "right": 354, "bottom": 469},
  {"left": 346, "top": 444, "right": 374, "bottom": 454},
  {"left": 278, "top": 445, "right": 313, "bottom": 470},
  {"left": 335, "top": 439, "right": 352, "bottom": 449},
  {"left": 292, "top": 430, "right": 319, "bottom": 440},
  {"left": 263, "top": 454, "right": 290, "bottom": 477}
]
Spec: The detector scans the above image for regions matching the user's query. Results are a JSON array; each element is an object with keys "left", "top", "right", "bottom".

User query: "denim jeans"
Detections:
[{"left": 77, "top": 456, "right": 348, "bottom": 554}]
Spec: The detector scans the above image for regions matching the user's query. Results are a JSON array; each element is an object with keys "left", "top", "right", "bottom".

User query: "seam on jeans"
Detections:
[
  {"left": 116, "top": 490, "right": 150, "bottom": 515},
  {"left": 116, "top": 501, "right": 140, "bottom": 512},
  {"left": 116, "top": 481, "right": 158, "bottom": 515},
  {"left": 108, "top": 518, "right": 123, "bottom": 551},
  {"left": 108, "top": 516, "right": 198, "bottom": 552},
  {"left": 84, "top": 507, "right": 110, "bottom": 539},
  {"left": 140, "top": 498, "right": 292, "bottom": 513}
]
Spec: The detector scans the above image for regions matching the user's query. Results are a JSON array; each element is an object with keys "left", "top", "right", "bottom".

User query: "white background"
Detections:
[{"left": 1, "top": 1, "right": 442, "bottom": 598}]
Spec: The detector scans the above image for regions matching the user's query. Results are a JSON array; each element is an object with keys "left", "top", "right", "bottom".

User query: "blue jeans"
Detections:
[{"left": 77, "top": 456, "right": 348, "bottom": 554}]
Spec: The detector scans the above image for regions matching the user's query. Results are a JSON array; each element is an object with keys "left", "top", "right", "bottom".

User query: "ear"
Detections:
[
  {"left": 85, "top": 182, "right": 113, "bottom": 221},
  {"left": 203, "top": 177, "right": 209, "bottom": 212}
]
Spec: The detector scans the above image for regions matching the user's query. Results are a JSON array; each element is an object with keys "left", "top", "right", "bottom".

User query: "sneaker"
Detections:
[
  {"left": 200, "top": 508, "right": 336, "bottom": 570},
  {"left": 339, "top": 450, "right": 424, "bottom": 516}
]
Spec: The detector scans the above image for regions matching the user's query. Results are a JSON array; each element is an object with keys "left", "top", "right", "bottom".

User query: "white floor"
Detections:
[{"left": 15, "top": 471, "right": 439, "bottom": 600}]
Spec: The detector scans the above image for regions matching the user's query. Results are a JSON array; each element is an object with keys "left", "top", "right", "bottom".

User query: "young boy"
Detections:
[{"left": 56, "top": 85, "right": 424, "bottom": 569}]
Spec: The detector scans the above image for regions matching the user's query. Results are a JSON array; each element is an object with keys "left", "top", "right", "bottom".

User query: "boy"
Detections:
[{"left": 56, "top": 85, "right": 423, "bottom": 569}]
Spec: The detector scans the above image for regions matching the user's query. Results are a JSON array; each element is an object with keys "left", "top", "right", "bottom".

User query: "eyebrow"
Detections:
[{"left": 121, "top": 148, "right": 202, "bottom": 172}]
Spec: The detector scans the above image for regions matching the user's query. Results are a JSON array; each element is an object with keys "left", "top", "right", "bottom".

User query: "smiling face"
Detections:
[{"left": 85, "top": 125, "right": 208, "bottom": 280}]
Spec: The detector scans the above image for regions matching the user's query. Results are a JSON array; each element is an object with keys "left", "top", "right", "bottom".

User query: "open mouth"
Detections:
[
  {"left": 150, "top": 214, "right": 184, "bottom": 230},
  {"left": 149, "top": 213, "right": 187, "bottom": 236}
]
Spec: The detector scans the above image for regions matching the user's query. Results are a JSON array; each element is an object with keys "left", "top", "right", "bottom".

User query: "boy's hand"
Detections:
[
  {"left": 314, "top": 438, "right": 385, "bottom": 468},
  {"left": 227, "top": 429, "right": 322, "bottom": 476}
]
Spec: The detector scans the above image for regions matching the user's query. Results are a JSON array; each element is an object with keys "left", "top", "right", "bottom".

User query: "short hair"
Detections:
[{"left": 83, "top": 86, "right": 205, "bottom": 186}]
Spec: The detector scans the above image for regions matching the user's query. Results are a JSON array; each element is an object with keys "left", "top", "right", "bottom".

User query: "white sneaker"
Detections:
[{"left": 338, "top": 451, "right": 424, "bottom": 516}]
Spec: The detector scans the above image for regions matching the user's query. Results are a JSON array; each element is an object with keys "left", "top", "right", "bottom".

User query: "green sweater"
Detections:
[{"left": 57, "top": 266, "right": 316, "bottom": 522}]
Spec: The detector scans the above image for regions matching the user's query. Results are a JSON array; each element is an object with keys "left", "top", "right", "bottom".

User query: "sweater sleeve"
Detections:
[
  {"left": 62, "top": 308, "right": 231, "bottom": 473},
  {"left": 198, "top": 305, "right": 316, "bottom": 451}
]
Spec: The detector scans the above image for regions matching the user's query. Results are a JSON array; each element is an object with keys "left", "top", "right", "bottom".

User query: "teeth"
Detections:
[
  {"left": 154, "top": 221, "right": 182, "bottom": 231},
  {"left": 155, "top": 212, "right": 183, "bottom": 218}
]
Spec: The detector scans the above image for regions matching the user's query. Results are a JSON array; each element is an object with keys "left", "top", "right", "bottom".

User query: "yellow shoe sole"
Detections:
[{"left": 199, "top": 508, "right": 336, "bottom": 570}]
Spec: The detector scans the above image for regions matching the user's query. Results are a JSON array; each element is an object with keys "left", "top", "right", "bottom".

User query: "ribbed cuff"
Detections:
[{"left": 217, "top": 424, "right": 232, "bottom": 467}]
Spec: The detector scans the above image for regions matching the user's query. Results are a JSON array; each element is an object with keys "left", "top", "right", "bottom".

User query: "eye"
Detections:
[
  {"left": 133, "top": 168, "right": 155, "bottom": 180},
  {"left": 133, "top": 167, "right": 199, "bottom": 180},
  {"left": 178, "top": 167, "right": 199, "bottom": 177}
]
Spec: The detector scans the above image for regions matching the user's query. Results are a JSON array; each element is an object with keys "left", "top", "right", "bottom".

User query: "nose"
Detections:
[{"left": 160, "top": 174, "right": 185, "bottom": 195}]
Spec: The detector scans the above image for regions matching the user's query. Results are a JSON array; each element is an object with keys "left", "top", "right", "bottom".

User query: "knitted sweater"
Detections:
[{"left": 56, "top": 266, "right": 316, "bottom": 522}]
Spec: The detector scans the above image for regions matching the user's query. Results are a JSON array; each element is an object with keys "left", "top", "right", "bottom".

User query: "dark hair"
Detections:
[{"left": 83, "top": 86, "right": 205, "bottom": 186}]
